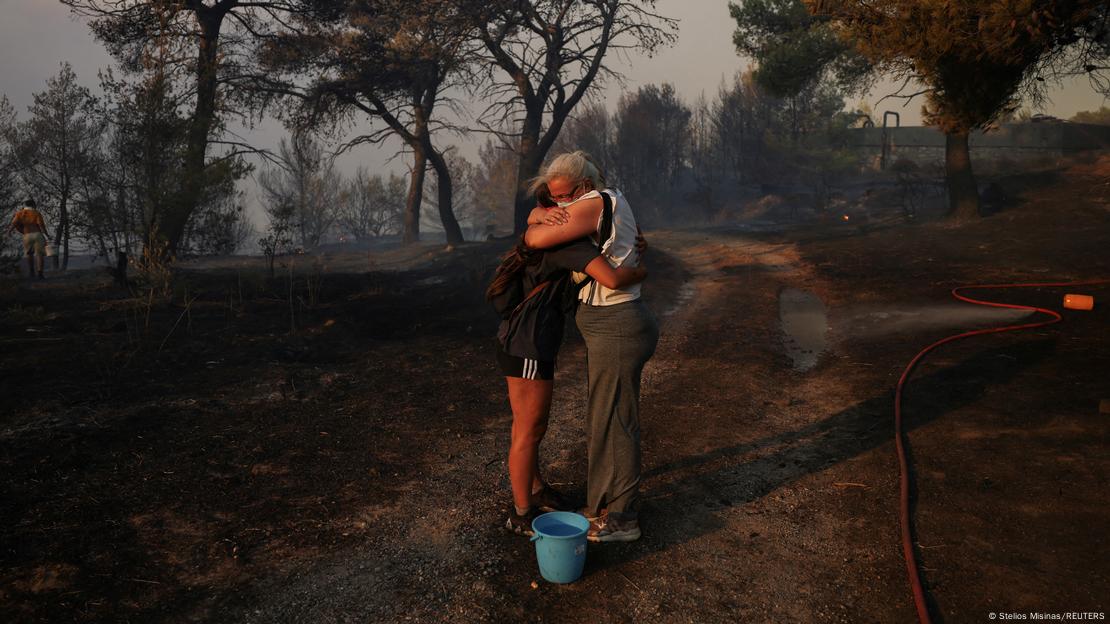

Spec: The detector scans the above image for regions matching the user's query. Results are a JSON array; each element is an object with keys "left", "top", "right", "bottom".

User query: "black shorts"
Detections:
[{"left": 496, "top": 344, "right": 555, "bottom": 381}]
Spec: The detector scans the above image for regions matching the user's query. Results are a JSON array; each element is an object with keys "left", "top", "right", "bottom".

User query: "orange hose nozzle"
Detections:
[{"left": 1063, "top": 294, "right": 1094, "bottom": 310}]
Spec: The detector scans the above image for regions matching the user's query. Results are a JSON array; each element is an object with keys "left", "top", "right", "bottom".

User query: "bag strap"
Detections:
[
  {"left": 597, "top": 191, "right": 613, "bottom": 253},
  {"left": 581, "top": 191, "right": 615, "bottom": 303},
  {"left": 509, "top": 279, "right": 552, "bottom": 317}
]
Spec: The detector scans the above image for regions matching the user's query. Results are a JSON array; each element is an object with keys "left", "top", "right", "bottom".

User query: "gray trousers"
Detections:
[{"left": 576, "top": 299, "right": 658, "bottom": 521}]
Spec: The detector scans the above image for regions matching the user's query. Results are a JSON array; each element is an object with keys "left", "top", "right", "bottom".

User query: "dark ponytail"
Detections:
[
  {"left": 486, "top": 190, "right": 555, "bottom": 301},
  {"left": 486, "top": 237, "right": 541, "bottom": 301}
]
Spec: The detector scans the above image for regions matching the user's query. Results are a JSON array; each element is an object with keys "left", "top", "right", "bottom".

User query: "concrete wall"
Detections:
[{"left": 846, "top": 122, "right": 1110, "bottom": 169}]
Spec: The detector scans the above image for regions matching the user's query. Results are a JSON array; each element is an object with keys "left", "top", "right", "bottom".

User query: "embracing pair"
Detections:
[{"left": 487, "top": 151, "right": 659, "bottom": 543}]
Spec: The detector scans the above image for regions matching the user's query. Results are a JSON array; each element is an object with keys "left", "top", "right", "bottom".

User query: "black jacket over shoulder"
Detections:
[{"left": 497, "top": 239, "right": 597, "bottom": 361}]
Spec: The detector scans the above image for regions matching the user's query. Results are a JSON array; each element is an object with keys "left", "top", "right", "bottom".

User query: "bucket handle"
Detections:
[{"left": 530, "top": 534, "right": 541, "bottom": 542}]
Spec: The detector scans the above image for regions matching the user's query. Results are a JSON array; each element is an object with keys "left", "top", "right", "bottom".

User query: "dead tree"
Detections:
[
  {"left": 475, "top": 0, "right": 677, "bottom": 232},
  {"left": 260, "top": 0, "right": 478, "bottom": 245}
]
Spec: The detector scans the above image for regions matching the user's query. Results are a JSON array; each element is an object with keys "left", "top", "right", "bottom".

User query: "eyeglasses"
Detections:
[{"left": 550, "top": 184, "right": 586, "bottom": 204}]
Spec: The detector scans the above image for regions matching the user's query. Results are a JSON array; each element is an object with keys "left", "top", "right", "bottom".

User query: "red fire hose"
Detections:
[{"left": 894, "top": 279, "right": 1110, "bottom": 623}]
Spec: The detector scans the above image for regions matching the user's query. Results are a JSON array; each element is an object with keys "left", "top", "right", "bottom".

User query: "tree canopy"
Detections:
[
  {"left": 61, "top": 0, "right": 317, "bottom": 256},
  {"left": 730, "top": 0, "right": 871, "bottom": 99}
]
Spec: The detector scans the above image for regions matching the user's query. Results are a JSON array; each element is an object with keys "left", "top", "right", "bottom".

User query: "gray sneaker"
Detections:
[{"left": 586, "top": 510, "right": 641, "bottom": 543}]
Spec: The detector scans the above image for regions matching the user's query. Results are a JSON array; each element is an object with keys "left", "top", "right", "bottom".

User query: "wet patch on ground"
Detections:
[{"left": 779, "top": 287, "right": 829, "bottom": 372}]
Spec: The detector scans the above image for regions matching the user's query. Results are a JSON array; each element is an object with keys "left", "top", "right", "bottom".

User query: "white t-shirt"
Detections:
[{"left": 576, "top": 188, "right": 641, "bottom": 306}]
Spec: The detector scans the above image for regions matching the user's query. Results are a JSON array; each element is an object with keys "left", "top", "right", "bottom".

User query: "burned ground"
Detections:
[{"left": 1, "top": 158, "right": 1108, "bottom": 622}]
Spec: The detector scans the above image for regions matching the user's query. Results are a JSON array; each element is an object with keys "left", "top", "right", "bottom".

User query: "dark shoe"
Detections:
[
  {"left": 532, "top": 484, "right": 575, "bottom": 512},
  {"left": 587, "top": 510, "right": 641, "bottom": 543},
  {"left": 505, "top": 506, "right": 539, "bottom": 536}
]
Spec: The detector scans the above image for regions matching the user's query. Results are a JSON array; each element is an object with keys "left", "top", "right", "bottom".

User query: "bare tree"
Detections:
[
  {"left": 258, "top": 131, "right": 339, "bottom": 249},
  {"left": 688, "top": 93, "right": 722, "bottom": 217},
  {"left": 475, "top": 0, "right": 677, "bottom": 232},
  {"left": 338, "top": 168, "right": 405, "bottom": 240},
  {"left": 260, "top": 0, "right": 479, "bottom": 245},
  {"left": 423, "top": 149, "right": 482, "bottom": 240},
  {"left": 0, "top": 97, "right": 17, "bottom": 212},
  {"left": 0, "top": 97, "right": 20, "bottom": 263},
  {"left": 183, "top": 190, "right": 254, "bottom": 255},
  {"left": 551, "top": 100, "right": 614, "bottom": 177},
  {"left": 469, "top": 138, "right": 518, "bottom": 237},
  {"left": 611, "top": 82, "right": 690, "bottom": 212}
]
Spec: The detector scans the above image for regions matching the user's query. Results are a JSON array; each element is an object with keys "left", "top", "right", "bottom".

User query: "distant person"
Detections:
[
  {"left": 488, "top": 185, "right": 647, "bottom": 536},
  {"left": 8, "top": 199, "right": 50, "bottom": 280}
]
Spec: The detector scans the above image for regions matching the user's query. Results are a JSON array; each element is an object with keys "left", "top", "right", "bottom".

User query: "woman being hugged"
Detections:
[
  {"left": 488, "top": 186, "right": 647, "bottom": 535},
  {"left": 524, "top": 151, "right": 659, "bottom": 543}
]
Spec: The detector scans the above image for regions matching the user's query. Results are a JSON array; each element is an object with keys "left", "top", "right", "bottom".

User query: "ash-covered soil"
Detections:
[{"left": 1, "top": 158, "right": 1108, "bottom": 623}]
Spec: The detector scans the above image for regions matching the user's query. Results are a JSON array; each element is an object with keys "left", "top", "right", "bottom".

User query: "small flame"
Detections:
[{"left": 842, "top": 214, "right": 851, "bottom": 221}]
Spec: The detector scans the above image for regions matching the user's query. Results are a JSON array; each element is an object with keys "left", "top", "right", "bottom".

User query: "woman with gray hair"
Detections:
[{"left": 524, "top": 150, "right": 659, "bottom": 542}]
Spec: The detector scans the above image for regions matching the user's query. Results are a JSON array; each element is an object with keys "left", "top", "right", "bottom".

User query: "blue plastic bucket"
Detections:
[{"left": 530, "top": 511, "right": 589, "bottom": 583}]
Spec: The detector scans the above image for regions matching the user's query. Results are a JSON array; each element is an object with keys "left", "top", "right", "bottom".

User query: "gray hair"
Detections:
[{"left": 528, "top": 150, "right": 607, "bottom": 196}]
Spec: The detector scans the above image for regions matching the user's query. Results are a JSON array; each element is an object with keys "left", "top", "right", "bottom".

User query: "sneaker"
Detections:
[
  {"left": 504, "top": 506, "right": 539, "bottom": 536},
  {"left": 531, "top": 484, "right": 575, "bottom": 512},
  {"left": 587, "top": 510, "right": 641, "bottom": 543}
]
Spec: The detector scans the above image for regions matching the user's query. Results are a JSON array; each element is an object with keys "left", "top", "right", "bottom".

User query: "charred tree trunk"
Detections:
[
  {"left": 61, "top": 216, "right": 70, "bottom": 270},
  {"left": 53, "top": 196, "right": 67, "bottom": 271},
  {"left": 113, "top": 250, "right": 128, "bottom": 287},
  {"left": 54, "top": 170, "right": 72, "bottom": 270},
  {"left": 403, "top": 148, "right": 426, "bottom": 244},
  {"left": 425, "top": 147, "right": 464, "bottom": 246},
  {"left": 162, "top": 9, "right": 223, "bottom": 258},
  {"left": 945, "top": 130, "right": 980, "bottom": 222},
  {"left": 512, "top": 101, "right": 572, "bottom": 233},
  {"left": 512, "top": 107, "right": 544, "bottom": 234}
]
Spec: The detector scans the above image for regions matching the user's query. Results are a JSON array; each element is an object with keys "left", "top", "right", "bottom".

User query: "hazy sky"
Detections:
[{"left": 1, "top": 0, "right": 1106, "bottom": 217}]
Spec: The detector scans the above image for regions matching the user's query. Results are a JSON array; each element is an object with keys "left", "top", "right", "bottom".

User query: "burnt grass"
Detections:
[{"left": 2, "top": 159, "right": 1109, "bottom": 622}]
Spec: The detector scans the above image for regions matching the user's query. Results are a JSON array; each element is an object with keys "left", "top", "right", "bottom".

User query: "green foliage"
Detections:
[
  {"left": 810, "top": 0, "right": 1107, "bottom": 133},
  {"left": 730, "top": 0, "right": 871, "bottom": 98}
]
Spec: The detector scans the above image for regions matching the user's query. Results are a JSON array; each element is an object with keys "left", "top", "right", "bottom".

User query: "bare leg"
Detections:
[{"left": 505, "top": 376, "right": 553, "bottom": 512}]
